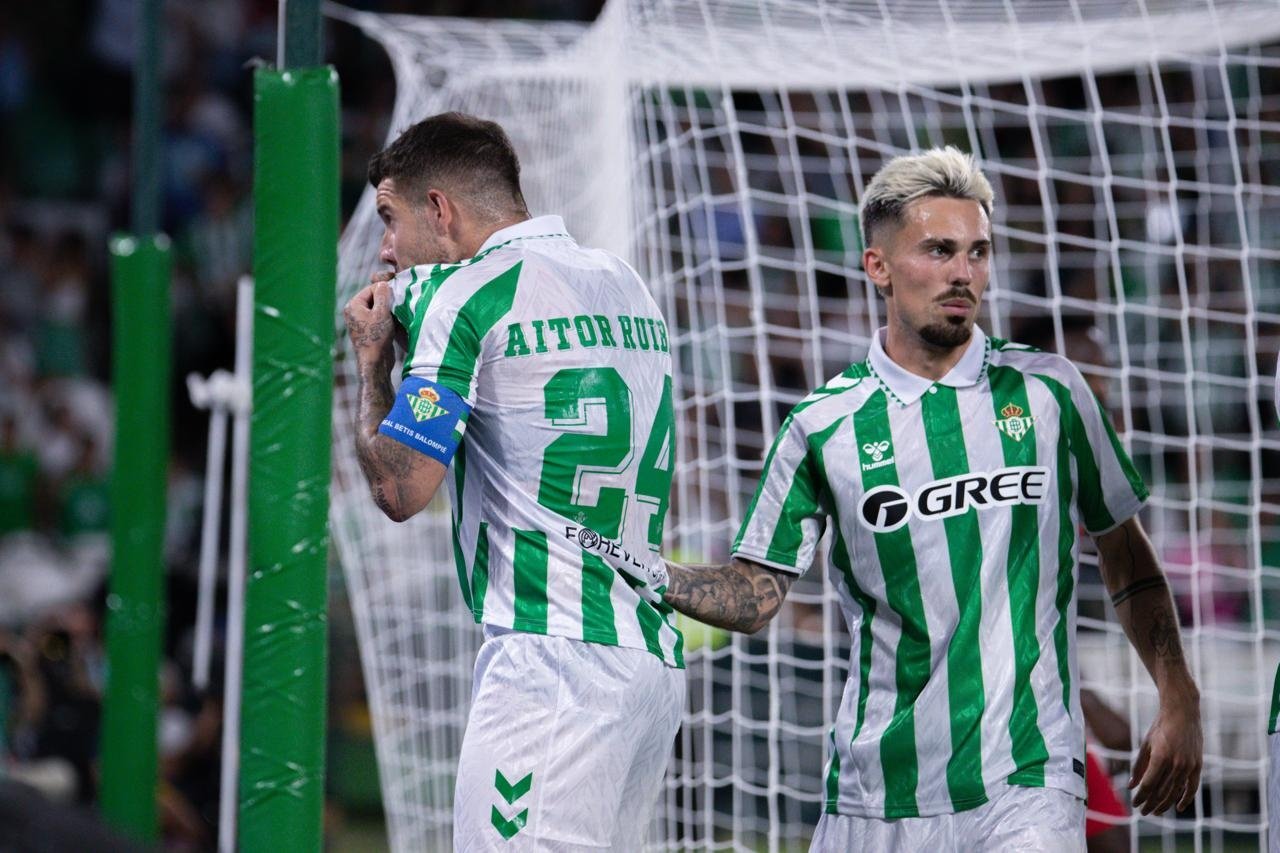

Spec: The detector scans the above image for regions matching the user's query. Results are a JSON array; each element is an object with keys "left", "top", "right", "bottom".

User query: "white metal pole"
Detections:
[
  {"left": 218, "top": 276, "right": 254, "bottom": 853},
  {"left": 190, "top": 394, "right": 228, "bottom": 691}
]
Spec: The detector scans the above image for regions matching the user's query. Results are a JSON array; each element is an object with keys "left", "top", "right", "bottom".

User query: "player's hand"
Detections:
[
  {"left": 1128, "top": 688, "right": 1202, "bottom": 815},
  {"left": 344, "top": 280, "right": 396, "bottom": 368}
]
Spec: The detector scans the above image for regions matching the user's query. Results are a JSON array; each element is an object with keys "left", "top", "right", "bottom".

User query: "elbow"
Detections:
[
  {"left": 370, "top": 482, "right": 414, "bottom": 523},
  {"left": 739, "top": 598, "right": 782, "bottom": 635}
]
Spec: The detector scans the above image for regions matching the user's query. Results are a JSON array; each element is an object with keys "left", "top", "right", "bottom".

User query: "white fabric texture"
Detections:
[
  {"left": 809, "top": 783, "right": 1085, "bottom": 852},
  {"left": 453, "top": 627, "right": 684, "bottom": 851}
]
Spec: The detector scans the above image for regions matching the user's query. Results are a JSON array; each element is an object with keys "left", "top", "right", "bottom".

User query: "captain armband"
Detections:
[
  {"left": 378, "top": 376, "right": 471, "bottom": 465},
  {"left": 1109, "top": 575, "right": 1168, "bottom": 608}
]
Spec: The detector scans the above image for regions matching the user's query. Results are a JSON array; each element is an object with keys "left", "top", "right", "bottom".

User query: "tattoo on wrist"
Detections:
[{"left": 1110, "top": 575, "right": 1168, "bottom": 608}]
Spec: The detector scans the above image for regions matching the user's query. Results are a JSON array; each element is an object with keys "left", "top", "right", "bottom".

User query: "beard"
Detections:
[{"left": 918, "top": 317, "right": 973, "bottom": 348}]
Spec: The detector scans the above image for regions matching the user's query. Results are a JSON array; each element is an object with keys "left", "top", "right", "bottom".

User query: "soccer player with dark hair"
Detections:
[
  {"left": 617, "top": 147, "right": 1203, "bottom": 849},
  {"left": 344, "top": 112, "right": 683, "bottom": 849}
]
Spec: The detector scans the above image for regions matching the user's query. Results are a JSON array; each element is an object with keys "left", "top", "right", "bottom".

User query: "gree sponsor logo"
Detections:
[{"left": 857, "top": 465, "right": 1051, "bottom": 532}]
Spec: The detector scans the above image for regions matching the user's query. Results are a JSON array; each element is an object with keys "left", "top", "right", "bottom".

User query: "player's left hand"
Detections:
[
  {"left": 1128, "top": 688, "right": 1202, "bottom": 815},
  {"left": 344, "top": 280, "right": 396, "bottom": 368}
]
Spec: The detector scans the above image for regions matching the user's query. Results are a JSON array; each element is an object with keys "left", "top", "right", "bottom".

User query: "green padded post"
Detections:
[
  {"left": 238, "top": 65, "right": 339, "bottom": 851},
  {"left": 100, "top": 234, "right": 172, "bottom": 840}
]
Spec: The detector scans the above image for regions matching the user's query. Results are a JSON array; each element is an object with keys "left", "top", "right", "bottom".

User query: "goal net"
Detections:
[{"left": 330, "top": 2, "right": 1280, "bottom": 849}]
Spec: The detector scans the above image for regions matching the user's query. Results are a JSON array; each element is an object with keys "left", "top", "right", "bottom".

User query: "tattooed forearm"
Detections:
[
  {"left": 664, "top": 559, "right": 794, "bottom": 633},
  {"left": 348, "top": 316, "right": 396, "bottom": 351},
  {"left": 1095, "top": 518, "right": 1196, "bottom": 695},
  {"left": 1148, "top": 603, "right": 1182, "bottom": 663},
  {"left": 352, "top": 358, "right": 425, "bottom": 521}
]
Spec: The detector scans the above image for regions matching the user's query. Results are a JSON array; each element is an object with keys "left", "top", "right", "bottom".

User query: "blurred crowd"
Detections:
[{"left": 0, "top": 0, "right": 603, "bottom": 848}]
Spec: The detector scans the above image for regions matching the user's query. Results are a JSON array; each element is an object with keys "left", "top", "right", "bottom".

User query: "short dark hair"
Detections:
[{"left": 367, "top": 112, "right": 528, "bottom": 218}]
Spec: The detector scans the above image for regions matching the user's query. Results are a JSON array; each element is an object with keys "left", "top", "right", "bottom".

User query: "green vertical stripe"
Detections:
[
  {"left": 450, "top": 443, "right": 474, "bottom": 615},
  {"left": 1036, "top": 376, "right": 1086, "bottom": 713},
  {"left": 987, "top": 366, "right": 1050, "bottom": 786},
  {"left": 400, "top": 264, "right": 465, "bottom": 378},
  {"left": 1052, "top": 416, "right": 1076, "bottom": 713},
  {"left": 920, "top": 385, "right": 987, "bottom": 810},
  {"left": 391, "top": 267, "right": 418, "bottom": 329},
  {"left": 1034, "top": 374, "right": 1114, "bottom": 532},
  {"left": 763, "top": 419, "right": 842, "bottom": 566},
  {"left": 471, "top": 522, "right": 490, "bottom": 620},
  {"left": 438, "top": 261, "right": 522, "bottom": 398},
  {"left": 1270, "top": 665, "right": 1280, "bottom": 734},
  {"left": 824, "top": 728, "right": 841, "bottom": 813},
  {"left": 668, "top": 609, "right": 685, "bottom": 668},
  {"left": 580, "top": 552, "right": 617, "bottom": 645},
  {"left": 815, "top": 435, "right": 876, "bottom": 810},
  {"left": 512, "top": 529, "right": 549, "bottom": 633},
  {"left": 1091, "top": 395, "right": 1147, "bottom": 501},
  {"left": 635, "top": 600, "right": 666, "bottom": 659},
  {"left": 853, "top": 389, "right": 926, "bottom": 818}
]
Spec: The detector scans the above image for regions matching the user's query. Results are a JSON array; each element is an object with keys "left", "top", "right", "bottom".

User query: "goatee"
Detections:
[{"left": 919, "top": 321, "right": 972, "bottom": 348}]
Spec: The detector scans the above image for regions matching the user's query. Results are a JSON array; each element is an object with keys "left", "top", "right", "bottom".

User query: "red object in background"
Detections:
[{"left": 1085, "top": 748, "right": 1129, "bottom": 837}]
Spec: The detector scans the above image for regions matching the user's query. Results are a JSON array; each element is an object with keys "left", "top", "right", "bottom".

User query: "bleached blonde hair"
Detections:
[{"left": 859, "top": 146, "right": 994, "bottom": 248}]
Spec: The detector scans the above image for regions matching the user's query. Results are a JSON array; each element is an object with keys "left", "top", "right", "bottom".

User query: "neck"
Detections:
[
  {"left": 883, "top": 314, "right": 972, "bottom": 381},
  {"left": 461, "top": 212, "right": 531, "bottom": 258}
]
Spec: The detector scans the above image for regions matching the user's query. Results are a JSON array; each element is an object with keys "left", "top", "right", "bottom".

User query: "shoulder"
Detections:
[
  {"left": 987, "top": 338, "right": 1084, "bottom": 385},
  {"left": 786, "top": 363, "right": 876, "bottom": 431}
]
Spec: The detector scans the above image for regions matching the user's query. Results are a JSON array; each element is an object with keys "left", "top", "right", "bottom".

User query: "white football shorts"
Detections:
[
  {"left": 453, "top": 626, "right": 684, "bottom": 852},
  {"left": 810, "top": 782, "right": 1085, "bottom": 852}
]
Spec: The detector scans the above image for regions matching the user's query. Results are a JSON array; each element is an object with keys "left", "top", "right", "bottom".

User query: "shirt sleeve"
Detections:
[
  {"left": 731, "top": 414, "right": 826, "bottom": 575},
  {"left": 400, "top": 259, "right": 523, "bottom": 406},
  {"left": 1057, "top": 363, "right": 1149, "bottom": 534}
]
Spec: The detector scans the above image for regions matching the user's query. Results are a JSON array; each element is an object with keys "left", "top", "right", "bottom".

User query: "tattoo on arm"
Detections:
[
  {"left": 664, "top": 559, "right": 795, "bottom": 633},
  {"left": 353, "top": 358, "right": 424, "bottom": 519},
  {"left": 1147, "top": 604, "right": 1182, "bottom": 663}
]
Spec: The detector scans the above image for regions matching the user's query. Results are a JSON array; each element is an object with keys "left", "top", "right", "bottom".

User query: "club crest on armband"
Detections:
[
  {"left": 407, "top": 386, "right": 450, "bottom": 422},
  {"left": 994, "top": 402, "right": 1035, "bottom": 442}
]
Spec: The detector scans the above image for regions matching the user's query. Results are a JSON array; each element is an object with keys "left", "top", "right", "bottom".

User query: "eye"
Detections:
[
  {"left": 970, "top": 246, "right": 988, "bottom": 260},
  {"left": 928, "top": 245, "right": 948, "bottom": 257}
]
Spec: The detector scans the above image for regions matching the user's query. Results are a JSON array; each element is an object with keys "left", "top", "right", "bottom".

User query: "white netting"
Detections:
[{"left": 329, "top": 1, "right": 1280, "bottom": 849}]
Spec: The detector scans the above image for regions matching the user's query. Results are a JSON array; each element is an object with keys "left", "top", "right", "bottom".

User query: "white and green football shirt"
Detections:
[
  {"left": 389, "top": 215, "right": 683, "bottom": 667},
  {"left": 734, "top": 326, "right": 1148, "bottom": 818}
]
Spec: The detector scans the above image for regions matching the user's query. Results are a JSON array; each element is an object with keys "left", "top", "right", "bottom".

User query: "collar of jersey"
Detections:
[
  {"left": 867, "top": 325, "right": 991, "bottom": 407},
  {"left": 476, "top": 214, "right": 571, "bottom": 254}
]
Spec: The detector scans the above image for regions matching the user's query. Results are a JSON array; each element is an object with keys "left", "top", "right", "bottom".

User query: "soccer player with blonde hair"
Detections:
[{"left": 618, "top": 146, "right": 1203, "bottom": 850}]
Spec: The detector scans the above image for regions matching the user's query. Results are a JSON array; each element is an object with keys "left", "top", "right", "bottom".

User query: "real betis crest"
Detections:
[
  {"left": 407, "top": 386, "right": 449, "bottom": 422},
  {"left": 995, "top": 402, "right": 1035, "bottom": 442}
]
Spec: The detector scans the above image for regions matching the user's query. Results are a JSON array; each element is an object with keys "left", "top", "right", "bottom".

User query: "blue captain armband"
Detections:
[{"left": 378, "top": 376, "right": 471, "bottom": 465}]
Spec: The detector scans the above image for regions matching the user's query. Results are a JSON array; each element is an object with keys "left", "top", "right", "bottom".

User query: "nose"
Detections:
[
  {"left": 379, "top": 230, "right": 395, "bottom": 268},
  {"left": 949, "top": 253, "right": 973, "bottom": 287}
]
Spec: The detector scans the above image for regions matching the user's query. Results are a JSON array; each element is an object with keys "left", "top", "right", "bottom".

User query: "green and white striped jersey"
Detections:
[
  {"left": 734, "top": 327, "right": 1148, "bottom": 818},
  {"left": 390, "top": 216, "right": 683, "bottom": 668}
]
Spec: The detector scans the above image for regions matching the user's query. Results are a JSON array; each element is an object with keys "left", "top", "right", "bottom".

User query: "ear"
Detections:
[
  {"left": 425, "top": 188, "right": 453, "bottom": 230},
  {"left": 862, "top": 246, "right": 892, "bottom": 297}
]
